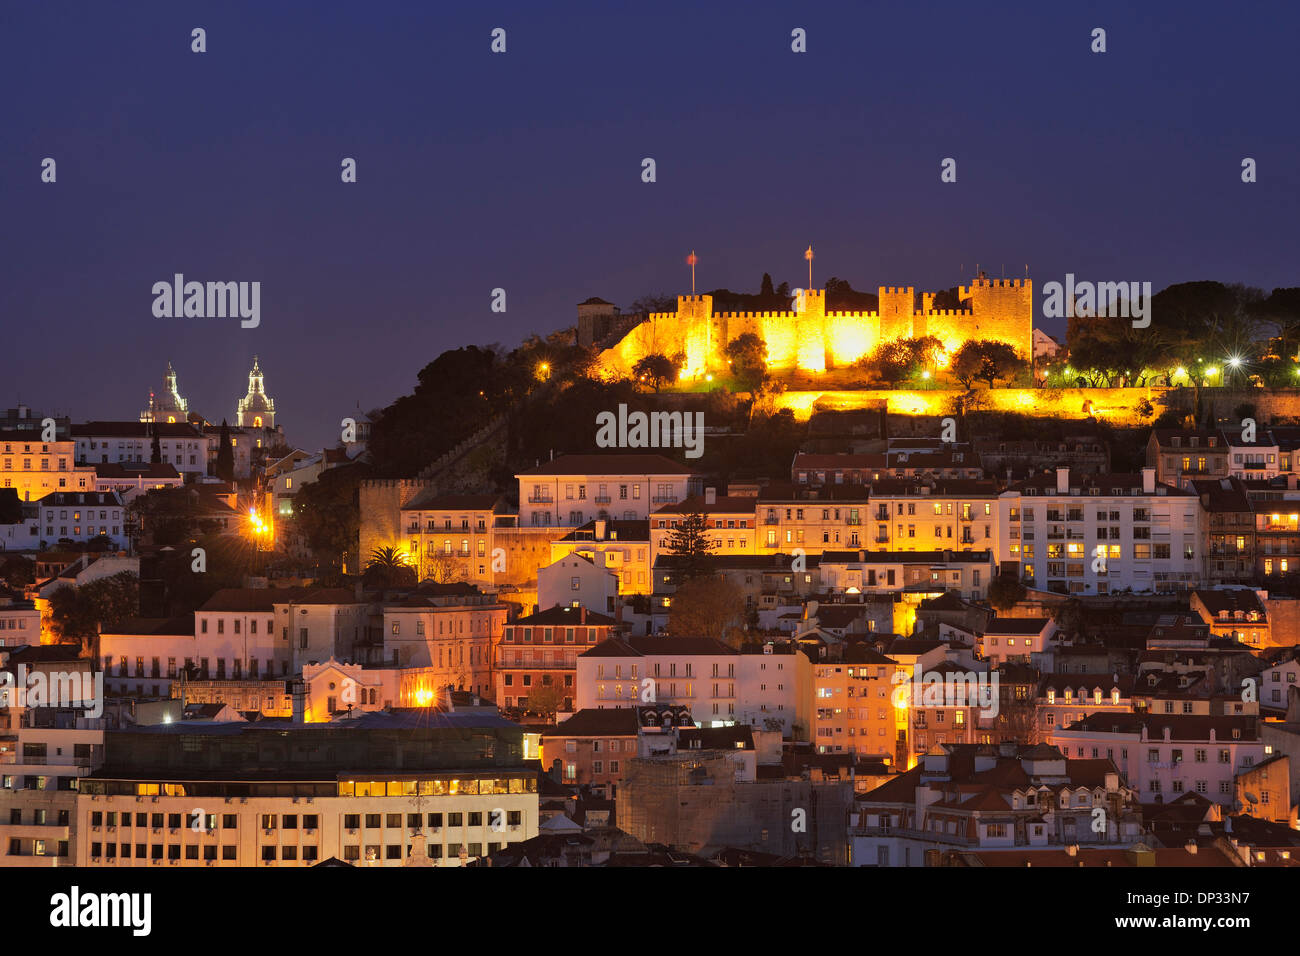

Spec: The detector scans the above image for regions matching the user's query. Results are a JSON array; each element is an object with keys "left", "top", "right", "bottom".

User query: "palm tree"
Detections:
[{"left": 366, "top": 546, "right": 414, "bottom": 587}]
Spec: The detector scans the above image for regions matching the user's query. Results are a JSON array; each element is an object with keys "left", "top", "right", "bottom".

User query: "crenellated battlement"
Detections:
[
  {"left": 715, "top": 310, "right": 796, "bottom": 320},
  {"left": 599, "top": 272, "right": 1033, "bottom": 380}
]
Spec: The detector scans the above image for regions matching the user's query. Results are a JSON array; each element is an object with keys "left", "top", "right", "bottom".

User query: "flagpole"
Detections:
[{"left": 687, "top": 250, "right": 698, "bottom": 294}]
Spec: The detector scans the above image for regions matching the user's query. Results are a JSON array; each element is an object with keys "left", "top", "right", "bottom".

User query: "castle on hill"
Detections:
[{"left": 598, "top": 276, "right": 1033, "bottom": 379}]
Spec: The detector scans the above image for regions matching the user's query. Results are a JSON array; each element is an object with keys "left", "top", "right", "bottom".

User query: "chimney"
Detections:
[
  {"left": 580, "top": 606, "right": 587, "bottom": 624},
  {"left": 1055, "top": 467, "right": 1069, "bottom": 494},
  {"left": 858, "top": 550, "right": 865, "bottom": 562},
  {"left": 1185, "top": 842, "right": 1198, "bottom": 855},
  {"left": 1142, "top": 467, "right": 1156, "bottom": 494},
  {"left": 1065, "top": 844, "right": 1078, "bottom": 857},
  {"left": 290, "top": 679, "right": 306, "bottom": 723},
  {"left": 1289, "top": 475, "right": 1298, "bottom": 491},
  {"left": 594, "top": 519, "right": 607, "bottom": 540},
  {"left": 704, "top": 487, "right": 717, "bottom": 505}
]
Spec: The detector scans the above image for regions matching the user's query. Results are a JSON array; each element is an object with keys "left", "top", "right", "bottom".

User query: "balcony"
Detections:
[
  {"left": 846, "top": 517, "right": 861, "bottom": 526},
  {"left": 594, "top": 495, "right": 611, "bottom": 504},
  {"left": 849, "top": 826, "right": 975, "bottom": 847},
  {"left": 652, "top": 496, "right": 679, "bottom": 504},
  {"left": 527, "top": 495, "right": 553, "bottom": 504},
  {"left": 764, "top": 516, "right": 780, "bottom": 525},
  {"left": 500, "top": 660, "right": 577, "bottom": 670}
]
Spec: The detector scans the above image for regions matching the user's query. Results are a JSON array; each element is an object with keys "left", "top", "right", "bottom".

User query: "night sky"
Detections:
[{"left": 3, "top": 0, "right": 1296, "bottom": 449}]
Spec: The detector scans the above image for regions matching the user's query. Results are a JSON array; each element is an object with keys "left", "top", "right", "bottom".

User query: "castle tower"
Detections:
[
  {"left": 236, "top": 355, "right": 276, "bottom": 430},
  {"left": 794, "top": 289, "right": 828, "bottom": 372},
  {"left": 957, "top": 277, "right": 1034, "bottom": 358},
  {"left": 140, "top": 361, "right": 189, "bottom": 423},
  {"left": 877, "top": 287, "right": 916, "bottom": 342}
]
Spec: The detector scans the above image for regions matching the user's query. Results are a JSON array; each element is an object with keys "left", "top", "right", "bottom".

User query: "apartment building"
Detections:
[
  {"left": 0, "top": 431, "right": 97, "bottom": 502},
  {"left": 650, "top": 488, "right": 756, "bottom": 560},
  {"left": 850, "top": 743, "right": 1144, "bottom": 866},
  {"left": 755, "top": 485, "right": 871, "bottom": 554},
  {"left": 36, "top": 491, "right": 128, "bottom": 550},
  {"left": 1147, "top": 429, "right": 1230, "bottom": 489},
  {"left": 1190, "top": 587, "right": 1270, "bottom": 647},
  {"left": 1052, "top": 714, "right": 1264, "bottom": 806},
  {"left": 998, "top": 467, "right": 1204, "bottom": 595},
  {"left": 495, "top": 605, "right": 617, "bottom": 712},
  {"left": 811, "top": 646, "right": 907, "bottom": 762},
  {"left": 550, "top": 519, "right": 651, "bottom": 596},
  {"left": 76, "top": 712, "right": 538, "bottom": 867},
  {"left": 400, "top": 492, "right": 510, "bottom": 587},
  {"left": 865, "top": 479, "right": 1000, "bottom": 552},
  {"left": 736, "top": 641, "right": 811, "bottom": 739},
  {"left": 74, "top": 422, "right": 207, "bottom": 479},
  {"left": 575, "top": 637, "right": 740, "bottom": 726},
  {"left": 1190, "top": 477, "right": 1255, "bottom": 584},
  {"left": 516, "top": 454, "right": 696, "bottom": 528},
  {"left": 818, "top": 549, "right": 996, "bottom": 603},
  {"left": 539, "top": 705, "right": 695, "bottom": 797},
  {"left": 382, "top": 589, "right": 508, "bottom": 699}
]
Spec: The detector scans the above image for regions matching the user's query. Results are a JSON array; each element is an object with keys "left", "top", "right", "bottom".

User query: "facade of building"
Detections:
[
  {"left": 516, "top": 454, "right": 696, "bottom": 529},
  {"left": 76, "top": 713, "right": 539, "bottom": 867},
  {"left": 998, "top": 468, "right": 1204, "bottom": 595}
]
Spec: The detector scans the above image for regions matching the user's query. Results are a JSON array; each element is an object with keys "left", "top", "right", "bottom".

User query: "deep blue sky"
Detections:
[{"left": 2, "top": 1, "right": 1296, "bottom": 449}]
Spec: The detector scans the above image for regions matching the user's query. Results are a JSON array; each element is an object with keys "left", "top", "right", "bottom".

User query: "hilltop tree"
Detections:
[
  {"left": 725, "top": 333, "right": 769, "bottom": 392},
  {"left": 632, "top": 353, "right": 679, "bottom": 392},
  {"left": 858, "top": 335, "right": 944, "bottom": 386},
  {"left": 952, "top": 340, "right": 1027, "bottom": 389}
]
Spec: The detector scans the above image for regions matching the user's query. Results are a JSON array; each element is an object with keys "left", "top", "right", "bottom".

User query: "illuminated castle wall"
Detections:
[{"left": 599, "top": 278, "right": 1033, "bottom": 379}]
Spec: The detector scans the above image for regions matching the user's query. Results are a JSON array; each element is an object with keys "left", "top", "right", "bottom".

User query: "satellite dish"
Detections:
[{"left": 1245, "top": 792, "right": 1259, "bottom": 804}]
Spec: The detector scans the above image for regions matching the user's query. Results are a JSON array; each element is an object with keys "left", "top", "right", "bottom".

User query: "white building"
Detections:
[
  {"left": 93, "top": 462, "right": 183, "bottom": 504},
  {"left": 537, "top": 552, "right": 619, "bottom": 616},
  {"left": 74, "top": 422, "right": 207, "bottom": 479},
  {"left": 980, "top": 617, "right": 1057, "bottom": 665},
  {"left": 818, "top": 549, "right": 996, "bottom": 602},
  {"left": 76, "top": 713, "right": 538, "bottom": 868},
  {"left": 36, "top": 491, "right": 128, "bottom": 550},
  {"left": 998, "top": 467, "right": 1204, "bottom": 595},
  {"left": 576, "top": 637, "right": 740, "bottom": 726},
  {"left": 381, "top": 592, "right": 508, "bottom": 700},
  {"left": 1051, "top": 714, "right": 1264, "bottom": 806},
  {"left": 516, "top": 454, "right": 696, "bottom": 528},
  {"left": 736, "top": 642, "right": 810, "bottom": 738}
]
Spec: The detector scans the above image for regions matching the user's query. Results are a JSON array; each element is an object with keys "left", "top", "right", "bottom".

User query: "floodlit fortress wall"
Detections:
[
  {"left": 598, "top": 279, "right": 1034, "bottom": 378},
  {"left": 771, "top": 387, "right": 1300, "bottom": 425}
]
